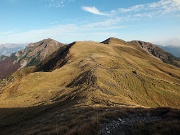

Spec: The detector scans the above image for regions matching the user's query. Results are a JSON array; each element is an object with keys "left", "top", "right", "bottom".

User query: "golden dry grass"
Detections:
[
  {"left": 0, "top": 40, "right": 179, "bottom": 134},
  {"left": 0, "top": 40, "right": 179, "bottom": 108}
]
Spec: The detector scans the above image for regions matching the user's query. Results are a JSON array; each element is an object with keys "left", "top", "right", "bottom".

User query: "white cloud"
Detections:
[
  {"left": 0, "top": 31, "right": 15, "bottom": 35},
  {"left": 154, "top": 38, "right": 180, "bottom": 46},
  {"left": 0, "top": 20, "right": 127, "bottom": 44},
  {"left": 148, "top": 0, "right": 180, "bottom": 14},
  {"left": 50, "top": 21, "right": 58, "bottom": 25},
  {"left": 82, "top": 6, "right": 107, "bottom": 16},
  {"left": 173, "top": 0, "right": 180, "bottom": 3},
  {"left": 111, "top": 0, "right": 180, "bottom": 18},
  {"left": 83, "top": 18, "right": 121, "bottom": 28},
  {"left": 43, "top": 0, "right": 75, "bottom": 8},
  {"left": 117, "top": 5, "right": 145, "bottom": 13},
  {"left": 49, "top": 0, "right": 65, "bottom": 7}
]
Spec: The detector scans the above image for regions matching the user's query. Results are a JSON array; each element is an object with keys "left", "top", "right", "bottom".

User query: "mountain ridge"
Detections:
[
  {"left": 130, "top": 40, "right": 180, "bottom": 67},
  {"left": 1, "top": 38, "right": 179, "bottom": 107},
  {"left": 0, "top": 37, "right": 179, "bottom": 135}
]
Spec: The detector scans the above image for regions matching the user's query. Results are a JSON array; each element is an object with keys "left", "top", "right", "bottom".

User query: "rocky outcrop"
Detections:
[
  {"left": 131, "top": 41, "right": 180, "bottom": 67},
  {"left": 0, "top": 38, "right": 65, "bottom": 80},
  {"left": 15, "top": 38, "right": 65, "bottom": 68}
]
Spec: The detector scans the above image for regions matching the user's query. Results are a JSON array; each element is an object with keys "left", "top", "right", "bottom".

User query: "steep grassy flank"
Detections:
[{"left": 0, "top": 56, "right": 20, "bottom": 80}]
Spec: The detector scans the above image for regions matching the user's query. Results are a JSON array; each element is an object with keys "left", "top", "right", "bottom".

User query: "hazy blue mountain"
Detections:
[
  {"left": 158, "top": 45, "right": 180, "bottom": 57},
  {"left": 0, "top": 43, "right": 27, "bottom": 56}
]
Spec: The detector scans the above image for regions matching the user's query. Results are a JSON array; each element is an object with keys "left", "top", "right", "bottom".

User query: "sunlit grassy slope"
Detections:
[{"left": 0, "top": 38, "right": 179, "bottom": 108}]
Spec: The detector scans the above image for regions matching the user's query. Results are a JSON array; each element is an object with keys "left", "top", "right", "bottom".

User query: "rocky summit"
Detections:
[{"left": 0, "top": 39, "right": 64, "bottom": 81}]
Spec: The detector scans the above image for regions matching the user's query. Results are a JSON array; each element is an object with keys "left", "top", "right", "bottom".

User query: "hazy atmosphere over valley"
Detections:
[{"left": 0, "top": 0, "right": 180, "bottom": 135}]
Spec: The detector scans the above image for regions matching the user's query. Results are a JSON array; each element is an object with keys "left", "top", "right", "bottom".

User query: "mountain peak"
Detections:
[
  {"left": 28, "top": 38, "right": 60, "bottom": 48},
  {"left": 131, "top": 40, "right": 180, "bottom": 67},
  {"left": 42, "top": 38, "right": 55, "bottom": 43},
  {"left": 0, "top": 39, "right": 66, "bottom": 80},
  {"left": 43, "top": 38, "right": 53, "bottom": 40},
  {"left": 18, "top": 39, "right": 65, "bottom": 67},
  {"left": 101, "top": 37, "right": 126, "bottom": 44}
]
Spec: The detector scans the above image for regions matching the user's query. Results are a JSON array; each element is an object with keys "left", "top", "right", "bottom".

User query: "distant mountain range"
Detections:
[
  {"left": 158, "top": 45, "right": 180, "bottom": 57},
  {"left": 0, "top": 37, "right": 179, "bottom": 135},
  {"left": 0, "top": 43, "right": 27, "bottom": 56},
  {"left": 1, "top": 42, "right": 179, "bottom": 58}
]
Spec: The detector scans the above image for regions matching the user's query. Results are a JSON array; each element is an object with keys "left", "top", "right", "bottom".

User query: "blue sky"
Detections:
[{"left": 0, "top": 0, "right": 180, "bottom": 46}]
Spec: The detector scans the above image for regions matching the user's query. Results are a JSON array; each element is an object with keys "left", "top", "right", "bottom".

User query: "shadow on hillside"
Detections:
[{"left": 0, "top": 103, "right": 179, "bottom": 135}]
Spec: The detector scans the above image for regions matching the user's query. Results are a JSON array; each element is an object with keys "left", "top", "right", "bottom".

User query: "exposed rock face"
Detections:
[
  {"left": 15, "top": 38, "right": 64, "bottom": 68},
  {"left": 130, "top": 41, "right": 180, "bottom": 67},
  {"left": 0, "top": 38, "right": 65, "bottom": 80}
]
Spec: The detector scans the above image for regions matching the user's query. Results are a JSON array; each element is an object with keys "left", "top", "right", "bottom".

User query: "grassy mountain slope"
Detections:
[
  {"left": 0, "top": 38, "right": 179, "bottom": 135},
  {"left": 0, "top": 39, "right": 179, "bottom": 107},
  {"left": 0, "top": 55, "right": 20, "bottom": 81}
]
